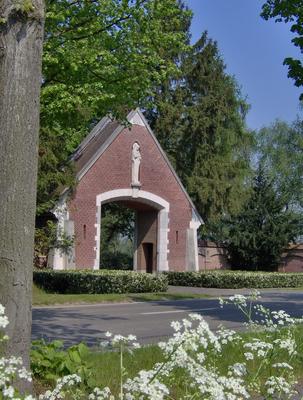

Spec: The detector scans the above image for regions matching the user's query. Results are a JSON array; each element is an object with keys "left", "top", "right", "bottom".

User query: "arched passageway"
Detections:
[{"left": 95, "top": 189, "right": 170, "bottom": 272}]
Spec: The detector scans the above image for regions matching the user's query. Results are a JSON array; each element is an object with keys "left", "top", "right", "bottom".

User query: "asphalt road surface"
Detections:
[{"left": 32, "top": 289, "right": 303, "bottom": 347}]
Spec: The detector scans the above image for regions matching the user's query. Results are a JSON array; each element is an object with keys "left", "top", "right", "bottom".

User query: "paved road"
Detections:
[{"left": 32, "top": 289, "right": 303, "bottom": 347}]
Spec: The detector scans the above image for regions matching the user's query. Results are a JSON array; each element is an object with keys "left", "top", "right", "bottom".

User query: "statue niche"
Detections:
[{"left": 131, "top": 142, "right": 141, "bottom": 186}]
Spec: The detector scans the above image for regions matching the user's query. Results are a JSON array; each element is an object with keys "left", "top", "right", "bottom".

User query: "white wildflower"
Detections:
[
  {"left": 265, "top": 376, "right": 297, "bottom": 397},
  {"left": 244, "top": 352, "right": 254, "bottom": 360},
  {"left": 3, "top": 385, "right": 14, "bottom": 398},
  {"left": 228, "top": 363, "right": 247, "bottom": 377},
  {"left": 274, "top": 336, "right": 297, "bottom": 355},
  {"left": 171, "top": 320, "right": 181, "bottom": 331},
  {"left": 272, "top": 362, "right": 293, "bottom": 370}
]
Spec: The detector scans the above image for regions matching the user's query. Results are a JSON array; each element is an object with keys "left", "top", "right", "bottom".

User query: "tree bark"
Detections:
[{"left": 0, "top": 0, "right": 44, "bottom": 375}]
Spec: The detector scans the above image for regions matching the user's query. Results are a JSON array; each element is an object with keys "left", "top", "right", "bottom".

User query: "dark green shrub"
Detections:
[
  {"left": 33, "top": 269, "right": 168, "bottom": 294},
  {"left": 100, "top": 250, "right": 133, "bottom": 270},
  {"left": 31, "top": 340, "right": 96, "bottom": 387},
  {"left": 165, "top": 270, "right": 303, "bottom": 289}
]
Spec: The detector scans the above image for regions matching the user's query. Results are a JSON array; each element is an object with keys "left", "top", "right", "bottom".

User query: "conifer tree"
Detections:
[
  {"left": 147, "top": 33, "right": 253, "bottom": 229},
  {"left": 225, "top": 168, "right": 303, "bottom": 271}
]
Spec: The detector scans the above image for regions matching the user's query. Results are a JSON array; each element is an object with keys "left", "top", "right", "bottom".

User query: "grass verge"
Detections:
[{"left": 32, "top": 284, "right": 210, "bottom": 306}]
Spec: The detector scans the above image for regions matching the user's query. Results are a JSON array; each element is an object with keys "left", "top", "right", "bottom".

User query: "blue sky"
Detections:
[{"left": 185, "top": 0, "right": 302, "bottom": 130}]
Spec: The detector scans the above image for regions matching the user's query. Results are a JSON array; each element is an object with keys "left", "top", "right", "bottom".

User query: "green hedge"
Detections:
[
  {"left": 165, "top": 270, "right": 303, "bottom": 289},
  {"left": 33, "top": 270, "right": 168, "bottom": 294}
]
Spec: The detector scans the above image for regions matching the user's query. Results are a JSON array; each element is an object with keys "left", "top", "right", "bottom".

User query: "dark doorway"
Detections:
[{"left": 142, "top": 243, "right": 154, "bottom": 273}]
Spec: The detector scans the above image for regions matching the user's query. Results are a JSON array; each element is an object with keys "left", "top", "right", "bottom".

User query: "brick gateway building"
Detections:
[{"left": 51, "top": 109, "right": 203, "bottom": 272}]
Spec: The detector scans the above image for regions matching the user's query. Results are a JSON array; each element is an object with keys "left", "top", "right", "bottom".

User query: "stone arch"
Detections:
[{"left": 94, "top": 189, "right": 170, "bottom": 272}]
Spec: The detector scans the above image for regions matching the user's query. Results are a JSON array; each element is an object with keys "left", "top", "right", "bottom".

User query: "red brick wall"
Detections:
[
  {"left": 279, "top": 244, "right": 303, "bottom": 272},
  {"left": 198, "top": 241, "right": 230, "bottom": 270},
  {"left": 198, "top": 242, "right": 303, "bottom": 272},
  {"left": 69, "top": 124, "right": 193, "bottom": 270}
]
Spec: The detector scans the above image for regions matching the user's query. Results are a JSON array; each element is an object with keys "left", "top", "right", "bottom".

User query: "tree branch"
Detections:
[{"left": 47, "top": 0, "right": 148, "bottom": 43}]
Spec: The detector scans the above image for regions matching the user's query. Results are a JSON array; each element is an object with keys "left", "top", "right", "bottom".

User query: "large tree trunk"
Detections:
[{"left": 0, "top": 0, "right": 44, "bottom": 373}]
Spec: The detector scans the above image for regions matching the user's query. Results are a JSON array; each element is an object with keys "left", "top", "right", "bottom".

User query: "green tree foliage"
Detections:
[
  {"left": 34, "top": 220, "right": 74, "bottom": 267},
  {"left": 37, "top": 127, "right": 75, "bottom": 214},
  {"left": 100, "top": 203, "right": 135, "bottom": 269},
  {"left": 225, "top": 168, "right": 303, "bottom": 271},
  {"left": 257, "top": 119, "right": 303, "bottom": 209},
  {"left": 38, "top": 0, "right": 191, "bottom": 214},
  {"left": 261, "top": 0, "right": 303, "bottom": 99},
  {"left": 146, "top": 33, "right": 253, "bottom": 227}
]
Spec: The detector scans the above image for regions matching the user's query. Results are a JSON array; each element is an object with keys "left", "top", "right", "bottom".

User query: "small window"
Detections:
[
  {"left": 83, "top": 224, "right": 87, "bottom": 240},
  {"left": 176, "top": 230, "right": 179, "bottom": 244}
]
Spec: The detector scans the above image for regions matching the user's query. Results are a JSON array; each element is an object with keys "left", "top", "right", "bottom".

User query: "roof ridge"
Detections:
[{"left": 72, "top": 116, "right": 112, "bottom": 160}]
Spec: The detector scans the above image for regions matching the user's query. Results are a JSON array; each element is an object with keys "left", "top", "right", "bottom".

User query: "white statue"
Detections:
[{"left": 131, "top": 142, "right": 141, "bottom": 185}]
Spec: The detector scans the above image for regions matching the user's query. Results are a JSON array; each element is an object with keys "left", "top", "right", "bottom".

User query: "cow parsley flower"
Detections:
[
  {"left": 244, "top": 352, "right": 254, "bottom": 361},
  {"left": 265, "top": 376, "right": 297, "bottom": 397},
  {"left": 88, "top": 387, "right": 112, "bottom": 400},
  {"left": 228, "top": 363, "right": 247, "bottom": 377},
  {"left": 273, "top": 336, "right": 297, "bottom": 355},
  {"left": 272, "top": 362, "right": 293, "bottom": 370},
  {"left": 0, "top": 304, "right": 9, "bottom": 330}
]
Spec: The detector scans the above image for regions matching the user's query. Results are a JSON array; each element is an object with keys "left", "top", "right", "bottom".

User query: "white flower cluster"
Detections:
[
  {"left": 123, "top": 370, "right": 169, "bottom": 400},
  {"left": 244, "top": 339, "right": 273, "bottom": 358},
  {"left": 228, "top": 363, "right": 247, "bottom": 378},
  {"left": 219, "top": 290, "right": 261, "bottom": 308},
  {"left": 273, "top": 335, "right": 297, "bottom": 356},
  {"left": 253, "top": 305, "right": 303, "bottom": 331},
  {"left": 158, "top": 314, "right": 250, "bottom": 399},
  {"left": 88, "top": 387, "right": 113, "bottom": 400},
  {"left": 0, "top": 304, "right": 9, "bottom": 330},
  {"left": 225, "top": 294, "right": 248, "bottom": 307},
  {"left": 265, "top": 375, "right": 297, "bottom": 397},
  {"left": 39, "top": 375, "right": 82, "bottom": 400},
  {"left": 219, "top": 290, "right": 262, "bottom": 326},
  {"left": 217, "top": 327, "right": 240, "bottom": 345},
  {"left": 100, "top": 332, "right": 140, "bottom": 351},
  {"left": 272, "top": 362, "right": 293, "bottom": 370},
  {"left": 0, "top": 356, "right": 32, "bottom": 399},
  {"left": 221, "top": 291, "right": 301, "bottom": 398}
]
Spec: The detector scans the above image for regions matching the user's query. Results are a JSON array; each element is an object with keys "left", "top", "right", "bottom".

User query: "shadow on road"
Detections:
[
  {"left": 32, "top": 292, "right": 303, "bottom": 347},
  {"left": 32, "top": 308, "right": 128, "bottom": 347}
]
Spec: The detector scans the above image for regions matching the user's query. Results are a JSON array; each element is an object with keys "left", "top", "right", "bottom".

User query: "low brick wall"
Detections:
[
  {"left": 198, "top": 240, "right": 230, "bottom": 270},
  {"left": 279, "top": 244, "right": 303, "bottom": 272},
  {"left": 198, "top": 241, "right": 303, "bottom": 272}
]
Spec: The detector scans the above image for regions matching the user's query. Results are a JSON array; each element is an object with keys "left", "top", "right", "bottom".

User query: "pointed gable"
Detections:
[{"left": 71, "top": 109, "right": 203, "bottom": 224}]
